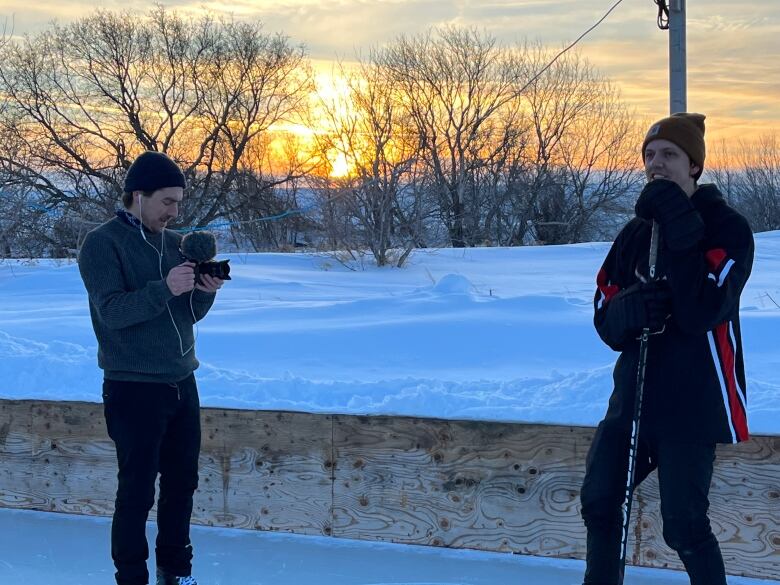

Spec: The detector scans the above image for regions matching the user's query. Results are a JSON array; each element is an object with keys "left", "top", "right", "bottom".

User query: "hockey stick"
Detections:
[{"left": 617, "top": 219, "right": 660, "bottom": 584}]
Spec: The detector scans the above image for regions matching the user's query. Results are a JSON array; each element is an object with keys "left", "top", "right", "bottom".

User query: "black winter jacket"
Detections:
[{"left": 594, "top": 184, "right": 754, "bottom": 444}]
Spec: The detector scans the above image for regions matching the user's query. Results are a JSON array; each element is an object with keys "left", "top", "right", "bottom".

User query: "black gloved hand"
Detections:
[
  {"left": 640, "top": 280, "right": 673, "bottom": 331},
  {"left": 608, "top": 280, "right": 673, "bottom": 336},
  {"left": 635, "top": 178, "right": 705, "bottom": 251}
]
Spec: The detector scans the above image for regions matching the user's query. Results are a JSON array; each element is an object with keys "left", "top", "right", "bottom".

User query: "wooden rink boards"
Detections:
[{"left": 0, "top": 399, "right": 778, "bottom": 579}]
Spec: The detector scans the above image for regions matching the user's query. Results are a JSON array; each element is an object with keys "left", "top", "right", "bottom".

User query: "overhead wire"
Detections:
[
  {"left": 516, "top": 0, "right": 628, "bottom": 95},
  {"left": 191, "top": 0, "right": 631, "bottom": 234},
  {"left": 9, "top": 0, "right": 632, "bottom": 237}
]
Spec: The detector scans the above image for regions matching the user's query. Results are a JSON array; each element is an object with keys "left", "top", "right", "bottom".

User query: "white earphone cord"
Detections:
[{"left": 138, "top": 195, "right": 198, "bottom": 357}]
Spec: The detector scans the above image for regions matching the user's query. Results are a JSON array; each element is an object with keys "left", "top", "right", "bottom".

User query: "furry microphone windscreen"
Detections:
[{"left": 181, "top": 231, "right": 217, "bottom": 262}]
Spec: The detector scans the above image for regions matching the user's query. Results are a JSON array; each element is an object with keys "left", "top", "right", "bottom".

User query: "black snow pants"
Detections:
[
  {"left": 103, "top": 374, "right": 201, "bottom": 585},
  {"left": 580, "top": 420, "right": 726, "bottom": 585}
]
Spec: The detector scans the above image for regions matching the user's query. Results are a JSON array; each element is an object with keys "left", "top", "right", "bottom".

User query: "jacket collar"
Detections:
[
  {"left": 691, "top": 183, "right": 723, "bottom": 209},
  {"left": 116, "top": 209, "right": 152, "bottom": 233}
]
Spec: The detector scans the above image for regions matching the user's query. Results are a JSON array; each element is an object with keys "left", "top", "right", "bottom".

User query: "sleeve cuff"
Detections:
[{"left": 193, "top": 288, "right": 217, "bottom": 300}]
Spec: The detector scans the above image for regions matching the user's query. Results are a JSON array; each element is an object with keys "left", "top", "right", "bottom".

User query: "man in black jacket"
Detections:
[{"left": 580, "top": 113, "right": 754, "bottom": 585}]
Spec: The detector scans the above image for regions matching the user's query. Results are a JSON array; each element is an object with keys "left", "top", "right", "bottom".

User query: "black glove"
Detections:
[
  {"left": 607, "top": 280, "right": 673, "bottom": 337},
  {"left": 635, "top": 179, "right": 704, "bottom": 251}
]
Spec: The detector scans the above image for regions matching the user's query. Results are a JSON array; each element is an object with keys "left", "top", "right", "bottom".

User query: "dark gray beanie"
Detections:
[{"left": 124, "top": 151, "right": 186, "bottom": 193}]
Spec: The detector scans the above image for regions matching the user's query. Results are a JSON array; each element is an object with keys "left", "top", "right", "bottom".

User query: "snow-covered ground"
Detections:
[
  {"left": 1, "top": 231, "right": 779, "bottom": 433},
  {"left": 0, "top": 508, "right": 774, "bottom": 585},
  {"left": 1, "top": 234, "right": 779, "bottom": 583}
]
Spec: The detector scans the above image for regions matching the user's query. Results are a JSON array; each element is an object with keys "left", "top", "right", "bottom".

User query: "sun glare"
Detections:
[{"left": 329, "top": 151, "right": 351, "bottom": 178}]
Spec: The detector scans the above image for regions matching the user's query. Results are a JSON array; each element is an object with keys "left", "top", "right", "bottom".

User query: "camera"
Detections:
[
  {"left": 195, "top": 259, "right": 231, "bottom": 282},
  {"left": 180, "top": 231, "right": 232, "bottom": 285}
]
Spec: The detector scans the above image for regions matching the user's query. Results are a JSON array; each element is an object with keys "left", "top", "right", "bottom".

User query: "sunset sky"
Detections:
[{"left": 1, "top": 0, "right": 778, "bottom": 146}]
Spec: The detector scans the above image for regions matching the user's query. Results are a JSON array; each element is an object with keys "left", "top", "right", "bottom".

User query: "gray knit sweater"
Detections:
[{"left": 78, "top": 216, "right": 216, "bottom": 382}]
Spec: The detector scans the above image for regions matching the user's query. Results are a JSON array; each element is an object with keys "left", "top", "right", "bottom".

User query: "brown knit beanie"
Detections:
[{"left": 641, "top": 112, "right": 706, "bottom": 180}]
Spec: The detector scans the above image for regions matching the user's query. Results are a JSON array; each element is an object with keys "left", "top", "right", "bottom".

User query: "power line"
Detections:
[
  {"left": 12, "top": 0, "right": 633, "bottom": 236},
  {"left": 176, "top": 188, "right": 357, "bottom": 234},
  {"left": 516, "top": 0, "right": 628, "bottom": 95},
  {"left": 177, "top": 0, "right": 634, "bottom": 233}
]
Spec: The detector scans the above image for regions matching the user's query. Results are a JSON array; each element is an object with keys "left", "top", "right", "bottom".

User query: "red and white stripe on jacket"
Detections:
[
  {"left": 596, "top": 268, "right": 620, "bottom": 310},
  {"left": 705, "top": 248, "right": 749, "bottom": 443}
]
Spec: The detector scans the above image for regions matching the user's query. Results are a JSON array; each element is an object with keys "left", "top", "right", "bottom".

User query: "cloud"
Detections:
[
  {"left": 691, "top": 14, "right": 776, "bottom": 33},
  {"left": 1, "top": 0, "right": 777, "bottom": 142}
]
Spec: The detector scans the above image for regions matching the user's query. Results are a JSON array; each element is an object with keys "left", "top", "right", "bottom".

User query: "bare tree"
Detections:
[
  {"left": 708, "top": 134, "right": 779, "bottom": 233},
  {"left": 376, "top": 27, "right": 530, "bottom": 248},
  {"left": 373, "top": 33, "right": 639, "bottom": 248},
  {"left": 510, "top": 46, "right": 642, "bottom": 244},
  {"left": 312, "top": 58, "right": 433, "bottom": 266},
  {"left": 225, "top": 131, "right": 320, "bottom": 251},
  {"left": 185, "top": 14, "right": 313, "bottom": 227},
  {"left": 0, "top": 7, "right": 313, "bottom": 255},
  {"left": 0, "top": 13, "right": 658, "bottom": 258},
  {"left": 551, "top": 83, "right": 643, "bottom": 243}
]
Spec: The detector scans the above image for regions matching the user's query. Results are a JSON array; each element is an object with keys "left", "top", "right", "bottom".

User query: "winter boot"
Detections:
[{"left": 156, "top": 568, "right": 198, "bottom": 585}]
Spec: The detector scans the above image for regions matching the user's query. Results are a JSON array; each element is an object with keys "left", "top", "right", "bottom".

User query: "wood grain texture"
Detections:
[
  {"left": 195, "top": 409, "right": 332, "bottom": 534},
  {"left": 0, "top": 399, "right": 778, "bottom": 580},
  {"left": 28, "top": 401, "right": 117, "bottom": 514},
  {"left": 0, "top": 401, "right": 36, "bottom": 508},
  {"left": 331, "top": 415, "right": 594, "bottom": 557},
  {"left": 634, "top": 437, "right": 780, "bottom": 579}
]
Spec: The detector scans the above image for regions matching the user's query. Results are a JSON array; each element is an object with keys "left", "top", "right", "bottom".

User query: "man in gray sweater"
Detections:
[{"left": 78, "top": 151, "right": 224, "bottom": 585}]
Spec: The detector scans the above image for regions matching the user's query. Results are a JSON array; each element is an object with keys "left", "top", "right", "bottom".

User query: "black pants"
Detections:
[
  {"left": 103, "top": 375, "right": 201, "bottom": 585},
  {"left": 580, "top": 421, "right": 725, "bottom": 585}
]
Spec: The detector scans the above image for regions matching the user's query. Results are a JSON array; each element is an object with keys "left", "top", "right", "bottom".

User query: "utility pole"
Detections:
[
  {"left": 668, "top": 0, "right": 687, "bottom": 113},
  {"left": 617, "top": 5, "right": 690, "bottom": 581}
]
